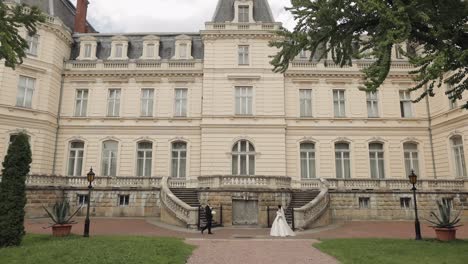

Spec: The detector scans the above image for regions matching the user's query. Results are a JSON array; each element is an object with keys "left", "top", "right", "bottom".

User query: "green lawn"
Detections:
[
  {"left": 0, "top": 235, "right": 194, "bottom": 264},
  {"left": 314, "top": 239, "right": 468, "bottom": 264}
]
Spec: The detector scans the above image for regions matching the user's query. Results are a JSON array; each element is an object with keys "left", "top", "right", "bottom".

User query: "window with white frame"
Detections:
[
  {"left": 78, "top": 36, "right": 97, "bottom": 60},
  {"left": 118, "top": 195, "right": 130, "bottom": 206},
  {"left": 77, "top": 194, "right": 89, "bottom": 206},
  {"left": 399, "top": 91, "right": 413, "bottom": 118},
  {"left": 235, "top": 86, "right": 253, "bottom": 115},
  {"left": 140, "top": 89, "right": 154, "bottom": 117},
  {"left": 173, "top": 35, "right": 192, "bottom": 60},
  {"left": 26, "top": 35, "right": 39, "bottom": 56},
  {"left": 300, "top": 143, "right": 316, "bottom": 179},
  {"left": 369, "top": 143, "right": 385, "bottom": 179},
  {"left": 171, "top": 142, "right": 187, "bottom": 178},
  {"left": 404, "top": 143, "right": 419, "bottom": 176},
  {"left": 238, "top": 5, "right": 249, "bottom": 23},
  {"left": 299, "top": 89, "right": 312, "bottom": 117},
  {"left": 232, "top": 140, "right": 255, "bottom": 176},
  {"left": 451, "top": 136, "right": 467, "bottom": 177},
  {"left": 335, "top": 143, "right": 351, "bottom": 179},
  {"left": 366, "top": 91, "right": 379, "bottom": 118},
  {"left": 16, "top": 76, "right": 35, "bottom": 108},
  {"left": 447, "top": 84, "right": 458, "bottom": 110},
  {"left": 174, "top": 88, "right": 188, "bottom": 117},
  {"left": 68, "top": 141, "right": 84, "bottom": 176},
  {"left": 179, "top": 43, "right": 188, "bottom": 59},
  {"left": 75, "top": 89, "right": 88, "bottom": 117},
  {"left": 137, "top": 141, "right": 152, "bottom": 177},
  {"left": 333, "top": 90, "right": 346, "bottom": 117},
  {"left": 141, "top": 35, "right": 160, "bottom": 59},
  {"left": 395, "top": 44, "right": 403, "bottom": 59},
  {"left": 146, "top": 44, "right": 155, "bottom": 58},
  {"left": 101, "top": 140, "right": 118, "bottom": 177},
  {"left": 107, "top": 89, "right": 121, "bottom": 117},
  {"left": 115, "top": 44, "right": 123, "bottom": 58},
  {"left": 238, "top": 45, "right": 249, "bottom": 65},
  {"left": 84, "top": 44, "right": 92, "bottom": 58}
]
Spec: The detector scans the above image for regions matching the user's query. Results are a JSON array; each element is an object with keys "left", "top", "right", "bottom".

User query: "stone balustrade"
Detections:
[
  {"left": 204, "top": 22, "right": 281, "bottom": 31},
  {"left": 294, "top": 178, "right": 330, "bottom": 229},
  {"left": 160, "top": 177, "right": 198, "bottom": 228},
  {"left": 327, "top": 178, "right": 468, "bottom": 191},
  {"left": 290, "top": 60, "right": 415, "bottom": 72},
  {"left": 197, "top": 175, "right": 292, "bottom": 189},
  {"left": 23, "top": 175, "right": 162, "bottom": 189},
  {"left": 65, "top": 59, "right": 203, "bottom": 72}
]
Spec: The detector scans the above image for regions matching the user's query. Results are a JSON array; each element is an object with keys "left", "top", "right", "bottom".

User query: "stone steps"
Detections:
[{"left": 285, "top": 190, "right": 320, "bottom": 228}]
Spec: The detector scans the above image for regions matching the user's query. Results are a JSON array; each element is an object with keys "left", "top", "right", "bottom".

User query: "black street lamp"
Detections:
[
  {"left": 84, "top": 167, "right": 95, "bottom": 237},
  {"left": 408, "top": 170, "right": 422, "bottom": 240}
]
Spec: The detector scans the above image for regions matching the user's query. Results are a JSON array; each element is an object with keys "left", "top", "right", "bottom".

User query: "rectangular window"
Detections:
[
  {"left": 77, "top": 194, "right": 89, "bottom": 206},
  {"left": 179, "top": 44, "right": 187, "bottom": 59},
  {"left": 238, "top": 45, "right": 249, "bottom": 65},
  {"left": 300, "top": 143, "right": 316, "bottom": 179},
  {"left": 369, "top": 143, "right": 385, "bottom": 179},
  {"left": 26, "top": 35, "right": 39, "bottom": 56},
  {"left": 137, "top": 142, "right": 153, "bottom": 177},
  {"left": 174, "top": 88, "right": 188, "bottom": 117},
  {"left": 107, "top": 89, "right": 121, "bottom": 117},
  {"left": 238, "top": 6, "right": 249, "bottom": 23},
  {"left": 299, "top": 49, "right": 307, "bottom": 59},
  {"left": 140, "top": 89, "right": 154, "bottom": 117},
  {"left": 359, "top": 197, "right": 370, "bottom": 209},
  {"left": 366, "top": 91, "right": 379, "bottom": 118},
  {"left": 101, "top": 141, "right": 118, "bottom": 177},
  {"left": 452, "top": 136, "right": 467, "bottom": 177},
  {"left": 75, "top": 89, "right": 88, "bottom": 117},
  {"left": 333, "top": 90, "right": 346, "bottom": 117},
  {"left": 118, "top": 195, "right": 130, "bottom": 206},
  {"left": 299, "top": 89, "right": 312, "bottom": 117},
  {"left": 68, "top": 141, "right": 84, "bottom": 176},
  {"left": 84, "top": 44, "right": 92, "bottom": 58},
  {"left": 335, "top": 143, "right": 351, "bottom": 179},
  {"left": 16, "top": 76, "right": 35, "bottom": 108},
  {"left": 404, "top": 143, "right": 420, "bottom": 176},
  {"left": 395, "top": 44, "right": 403, "bottom": 59},
  {"left": 146, "top": 44, "right": 155, "bottom": 58},
  {"left": 400, "top": 197, "right": 411, "bottom": 209},
  {"left": 235, "top": 86, "right": 253, "bottom": 115},
  {"left": 115, "top": 44, "right": 123, "bottom": 58},
  {"left": 447, "top": 84, "right": 458, "bottom": 110},
  {"left": 400, "top": 91, "right": 413, "bottom": 118},
  {"left": 171, "top": 142, "right": 187, "bottom": 178}
]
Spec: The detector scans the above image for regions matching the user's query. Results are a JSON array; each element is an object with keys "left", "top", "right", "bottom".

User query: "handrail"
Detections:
[
  {"left": 159, "top": 177, "right": 198, "bottom": 228},
  {"left": 293, "top": 178, "right": 330, "bottom": 230}
]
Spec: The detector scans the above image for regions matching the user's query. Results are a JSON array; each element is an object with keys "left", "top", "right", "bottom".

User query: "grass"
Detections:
[
  {"left": 0, "top": 234, "right": 194, "bottom": 264},
  {"left": 314, "top": 238, "right": 468, "bottom": 264}
]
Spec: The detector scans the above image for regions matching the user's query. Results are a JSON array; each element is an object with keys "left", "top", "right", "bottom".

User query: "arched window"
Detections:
[
  {"left": 171, "top": 142, "right": 187, "bottom": 178},
  {"left": 137, "top": 141, "right": 152, "bottom": 177},
  {"left": 300, "top": 143, "right": 316, "bottom": 179},
  {"left": 369, "top": 143, "right": 385, "bottom": 179},
  {"left": 232, "top": 140, "right": 255, "bottom": 176},
  {"left": 451, "top": 136, "right": 467, "bottom": 177},
  {"left": 403, "top": 143, "right": 419, "bottom": 176},
  {"left": 101, "top": 140, "right": 118, "bottom": 176},
  {"left": 335, "top": 143, "right": 350, "bottom": 179},
  {"left": 68, "top": 141, "right": 84, "bottom": 176}
]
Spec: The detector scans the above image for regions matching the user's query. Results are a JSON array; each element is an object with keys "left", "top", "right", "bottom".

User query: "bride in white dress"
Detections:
[{"left": 270, "top": 205, "right": 296, "bottom": 237}]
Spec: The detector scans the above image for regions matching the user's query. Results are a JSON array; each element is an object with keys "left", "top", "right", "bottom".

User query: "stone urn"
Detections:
[
  {"left": 52, "top": 224, "right": 73, "bottom": 237},
  {"left": 434, "top": 228, "right": 457, "bottom": 241}
]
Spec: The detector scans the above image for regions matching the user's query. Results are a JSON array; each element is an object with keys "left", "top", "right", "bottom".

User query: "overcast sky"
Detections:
[{"left": 70, "top": 0, "right": 295, "bottom": 33}]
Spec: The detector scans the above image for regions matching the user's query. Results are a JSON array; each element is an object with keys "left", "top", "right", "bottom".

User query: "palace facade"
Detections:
[{"left": 1, "top": 0, "right": 467, "bottom": 228}]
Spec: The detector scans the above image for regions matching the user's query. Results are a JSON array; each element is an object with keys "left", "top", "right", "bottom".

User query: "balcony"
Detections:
[{"left": 65, "top": 59, "right": 204, "bottom": 73}]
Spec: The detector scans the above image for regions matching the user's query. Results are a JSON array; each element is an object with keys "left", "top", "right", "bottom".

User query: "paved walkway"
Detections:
[{"left": 186, "top": 239, "right": 338, "bottom": 264}]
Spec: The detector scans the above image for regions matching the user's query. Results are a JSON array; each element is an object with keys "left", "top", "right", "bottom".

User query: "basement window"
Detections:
[
  {"left": 359, "top": 197, "right": 370, "bottom": 209},
  {"left": 400, "top": 197, "right": 411, "bottom": 209},
  {"left": 119, "top": 195, "right": 130, "bottom": 207},
  {"left": 78, "top": 194, "right": 89, "bottom": 206}
]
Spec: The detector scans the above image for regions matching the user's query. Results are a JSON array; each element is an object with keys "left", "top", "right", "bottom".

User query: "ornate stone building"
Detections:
[{"left": 0, "top": 0, "right": 467, "bottom": 228}]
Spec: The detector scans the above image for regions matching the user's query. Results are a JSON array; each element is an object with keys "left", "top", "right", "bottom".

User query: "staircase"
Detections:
[
  {"left": 285, "top": 190, "right": 320, "bottom": 228},
  {"left": 170, "top": 188, "right": 200, "bottom": 207}
]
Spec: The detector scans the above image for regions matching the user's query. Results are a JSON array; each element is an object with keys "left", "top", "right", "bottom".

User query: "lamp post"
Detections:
[
  {"left": 408, "top": 170, "right": 422, "bottom": 240},
  {"left": 84, "top": 167, "right": 95, "bottom": 237}
]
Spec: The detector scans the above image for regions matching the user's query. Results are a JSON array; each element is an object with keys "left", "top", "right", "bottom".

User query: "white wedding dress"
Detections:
[{"left": 270, "top": 207, "right": 296, "bottom": 237}]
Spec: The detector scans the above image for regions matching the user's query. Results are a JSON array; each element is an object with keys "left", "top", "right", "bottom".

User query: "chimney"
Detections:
[{"left": 74, "top": 0, "right": 89, "bottom": 33}]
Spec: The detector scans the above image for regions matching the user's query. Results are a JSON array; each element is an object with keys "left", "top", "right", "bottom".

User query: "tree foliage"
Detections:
[
  {"left": 0, "top": 133, "right": 32, "bottom": 247},
  {"left": 271, "top": 0, "right": 468, "bottom": 109},
  {"left": 0, "top": 1, "right": 45, "bottom": 69}
]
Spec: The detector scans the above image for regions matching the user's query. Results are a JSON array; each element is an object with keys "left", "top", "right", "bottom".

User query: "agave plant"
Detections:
[
  {"left": 426, "top": 200, "right": 463, "bottom": 229},
  {"left": 43, "top": 200, "right": 81, "bottom": 226}
]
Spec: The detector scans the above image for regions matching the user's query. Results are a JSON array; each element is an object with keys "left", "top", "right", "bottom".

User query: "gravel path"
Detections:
[{"left": 186, "top": 239, "right": 338, "bottom": 264}]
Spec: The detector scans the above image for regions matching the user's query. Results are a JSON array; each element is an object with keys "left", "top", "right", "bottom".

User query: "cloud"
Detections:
[{"left": 70, "top": 0, "right": 295, "bottom": 33}]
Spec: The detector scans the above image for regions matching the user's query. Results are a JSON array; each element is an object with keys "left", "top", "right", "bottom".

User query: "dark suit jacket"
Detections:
[{"left": 205, "top": 206, "right": 212, "bottom": 221}]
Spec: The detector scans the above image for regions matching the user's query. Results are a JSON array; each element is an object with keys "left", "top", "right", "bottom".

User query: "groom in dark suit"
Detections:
[{"left": 201, "top": 204, "right": 213, "bottom": 234}]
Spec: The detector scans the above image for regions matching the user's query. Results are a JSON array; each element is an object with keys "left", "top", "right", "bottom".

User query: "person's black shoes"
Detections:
[{"left": 208, "top": 232, "right": 213, "bottom": 235}]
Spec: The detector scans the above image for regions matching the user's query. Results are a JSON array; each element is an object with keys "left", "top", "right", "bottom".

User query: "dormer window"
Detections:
[
  {"left": 109, "top": 35, "right": 129, "bottom": 60},
  {"left": 77, "top": 36, "right": 97, "bottom": 60},
  {"left": 173, "top": 35, "right": 193, "bottom": 60},
  {"left": 233, "top": 0, "right": 254, "bottom": 23},
  {"left": 141, "top": 35, "right": 161, "bottom": 60}
]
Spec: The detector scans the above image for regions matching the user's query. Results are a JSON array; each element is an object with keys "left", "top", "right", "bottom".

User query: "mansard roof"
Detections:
[
  {"left": 212, "top": 0, "right": 275, "bottom": 23},
  {"left": 70, "top": 33, "right": 204, "bottom": 60}
]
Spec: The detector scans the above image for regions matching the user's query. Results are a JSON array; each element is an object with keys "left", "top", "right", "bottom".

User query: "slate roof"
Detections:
[
  {"left": 71, "top": 34, "right": 204, "bottom": 60},
  {"left": 212, "top": 0, "right": 275, "bottom": 23},
  {"left": 20, "top": 0, "right": 96, "bottom": 32}
]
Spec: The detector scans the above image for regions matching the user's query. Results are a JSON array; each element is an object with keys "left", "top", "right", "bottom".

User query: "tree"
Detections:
[
  {"left": 271, "top": 0, "right": 468, "bottom": 109},
  {"left": 0, "top": 133, "right": 32, "bottom": 247},
  {"left": 0, "top": 1, "right": 45, "bottom": 69}
]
